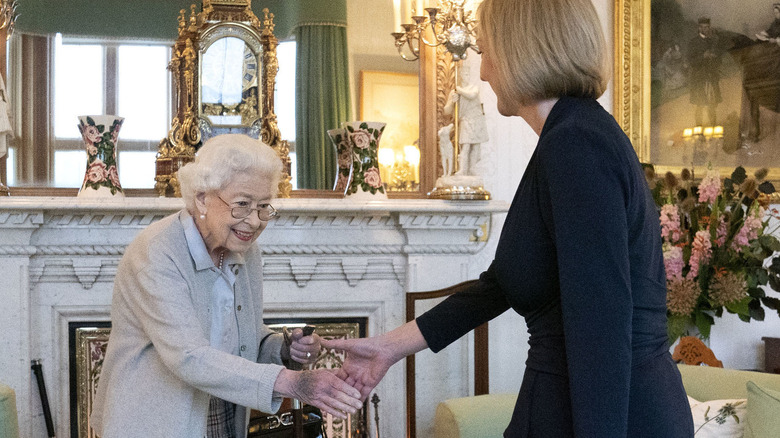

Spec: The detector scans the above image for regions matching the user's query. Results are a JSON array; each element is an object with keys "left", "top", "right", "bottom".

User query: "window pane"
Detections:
[
  {"left": 276, "top": 41, "right": 296, "bottom": 141},
  {"left": 117, "top": 45, "right": 171, "bottom": 140},
  {"left": 289, "top": 151, "right": 297, "bottom": 190},
  {"left": 118, "top": 151, "right": 156, "bottom": 189},
  {"left": 54, "top": 150, "right": 87, "bottom": 188},
  {"left": 54, "top": 35, "right": 104, "bottom": 139},
  {"left": 6, "top": 148, "right": 14, "bottom": 186}
]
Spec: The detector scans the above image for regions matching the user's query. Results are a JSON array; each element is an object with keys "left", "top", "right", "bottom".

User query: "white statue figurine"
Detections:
[
  {"left": 438, "top": 123, "right": 454, "bottom": 176},
  {"left": 443, "top": 64, "right": 489, "bottom": 175}
]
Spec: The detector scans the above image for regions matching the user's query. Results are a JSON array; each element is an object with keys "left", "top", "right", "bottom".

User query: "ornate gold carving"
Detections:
[
  {"left": 0, "top": 0, "right": 19, "bottom": 38},
  {"left": 436, "top": 44, "right": 455, "bottom": 135},
  {"left": 613, "top": 0, "right": 650, "bottom": 162},
  {"left": 76, "top": 327, "right": 111, "bottom": 438},
  {"left": 155, "top": 2, "right": 291, "bottom": 197}
]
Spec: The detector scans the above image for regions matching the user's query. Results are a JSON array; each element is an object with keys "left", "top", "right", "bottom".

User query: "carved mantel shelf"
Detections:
[{"left": 0, "top": 196, "right": 508, "bottom": 438}]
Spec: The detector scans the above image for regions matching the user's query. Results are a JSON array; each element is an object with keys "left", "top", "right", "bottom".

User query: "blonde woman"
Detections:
[{"left": 324, "top": 0, "right": 694, "bottom": 436}]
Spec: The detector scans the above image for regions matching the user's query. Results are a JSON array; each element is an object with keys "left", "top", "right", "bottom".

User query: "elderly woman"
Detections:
[
  {"left": 91, "top": 134, "right": 362, "bottom": 438},
  {"left": 324, "top": 0, "right": 694, "bottom": 436}
]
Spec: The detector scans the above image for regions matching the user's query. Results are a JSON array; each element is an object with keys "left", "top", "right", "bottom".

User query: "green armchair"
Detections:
[{"left": 0, "top": 381, "right": 20, "bottom": 438}]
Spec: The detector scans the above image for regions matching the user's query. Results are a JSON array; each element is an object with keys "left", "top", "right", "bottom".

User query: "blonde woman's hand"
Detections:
[{"left": 321, "top": 336, "right": 395, "bottom": 401}]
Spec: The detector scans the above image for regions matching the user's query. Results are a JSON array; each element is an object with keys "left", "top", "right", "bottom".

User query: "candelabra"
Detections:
[
  {"left": 391, "top": 0, "right": 479, "bottom": 62},
  {"left": 391, "top": 1, "right": 490, "bottom": 200},
  {"left": 0, "top": 0, "right": 17, "bottom": 38},
  {"left": 378, "top": 145, "right": 420, "bottom": 192}
]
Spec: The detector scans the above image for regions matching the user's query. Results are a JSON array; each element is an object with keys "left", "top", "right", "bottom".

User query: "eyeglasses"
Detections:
[{"left": 216, "top": 195, "right": 278, "bottom": 221}]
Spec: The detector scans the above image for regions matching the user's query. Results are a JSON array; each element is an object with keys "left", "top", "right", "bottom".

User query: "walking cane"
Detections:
[{"left": 282, "top": 325, "right": 316, "bottom": 438}]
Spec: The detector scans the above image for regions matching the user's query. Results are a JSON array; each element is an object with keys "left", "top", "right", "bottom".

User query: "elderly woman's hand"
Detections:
[
  {"left": 288, "top": 328, "right": 321, "bottom": 365},
  {"left": 273, "top": 369, "right": 363, "bottom": 418}
]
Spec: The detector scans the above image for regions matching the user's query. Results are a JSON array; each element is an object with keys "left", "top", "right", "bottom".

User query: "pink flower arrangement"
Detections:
[
  {"left": 663, "top": 244, "right": 684, "bottom": 280},
  {"left": 697, "top": 169, "right": 721, "bottom": 204},
  {"left": 660, "top": 204, "right": 682, "bottom": 241},
  {"left": 647, "top": 165, "right": 780, "bottom": 343},
  {"left": 688, "top": 230, "right": 712, "bottom": 279}
]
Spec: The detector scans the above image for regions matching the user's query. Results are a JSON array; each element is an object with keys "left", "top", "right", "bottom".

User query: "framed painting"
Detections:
[
  {"left": 359, "top": 70, "right": 420, "bottom": 191},
  {"left": 615, "top": 0, "right": 780, "bottom": 191}
]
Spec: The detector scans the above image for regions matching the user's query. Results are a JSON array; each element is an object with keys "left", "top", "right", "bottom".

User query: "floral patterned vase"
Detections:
[
  {"left": 327, "top": 127, "right": 353, "bottom": 196},
  {"left": 77, "top": 115, "right": 124, "bottom": 198},
  {"left": 342, "top": 121, "right": 387, "bottom": 198}
]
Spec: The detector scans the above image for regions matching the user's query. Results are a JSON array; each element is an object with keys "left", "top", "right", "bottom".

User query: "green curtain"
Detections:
[
  {"left": 294, "top": 23, "right": 351, "bottom": 190},
  {"left": 15, "top": 0, "right": 298, "bottom": 40}
]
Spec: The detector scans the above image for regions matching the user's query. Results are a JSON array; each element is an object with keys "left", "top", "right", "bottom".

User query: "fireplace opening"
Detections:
[{"left": 68, "top": 317, "right": 368, "bottom": 438}]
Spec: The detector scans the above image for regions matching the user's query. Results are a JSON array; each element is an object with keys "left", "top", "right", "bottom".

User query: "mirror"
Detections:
[
  {"left": 200, "top": 36, "right": 261, "bottom": 127},
  {"left": 2, "top": 0, "right": 425, "bottom": 196}
]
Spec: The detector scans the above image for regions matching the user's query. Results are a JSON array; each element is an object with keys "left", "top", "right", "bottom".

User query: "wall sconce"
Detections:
[{"left": 378, "top": 145, "right": 420, "bottom": 191}]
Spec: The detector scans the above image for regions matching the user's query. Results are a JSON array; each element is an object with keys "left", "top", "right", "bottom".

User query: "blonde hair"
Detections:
[
  {"left": 476, "top": 0, "right": 609, "bottom": 105},
  {"left": 177, "top": 134, "right": 282, "bottom": 212}
]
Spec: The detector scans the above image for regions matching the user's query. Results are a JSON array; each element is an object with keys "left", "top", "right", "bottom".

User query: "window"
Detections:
[
  {"left": 52, "top": 34, "right": 172, "bottom": 189},
  {"left": 276, "top": 40, "right": 297, "bottom": 189}
]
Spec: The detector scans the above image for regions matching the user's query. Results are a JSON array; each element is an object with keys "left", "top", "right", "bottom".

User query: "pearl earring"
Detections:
[{"left": 200, "top": 214, "right": 206, "bottom": 219}]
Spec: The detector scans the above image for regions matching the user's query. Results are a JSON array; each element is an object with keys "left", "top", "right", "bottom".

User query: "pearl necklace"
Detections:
[{"left": 218, "top": 251, "right": 225, "bottom": 271}]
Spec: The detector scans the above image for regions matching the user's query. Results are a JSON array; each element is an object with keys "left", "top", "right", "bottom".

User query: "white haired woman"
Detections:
[
  {"left": 324, "top": 0, "right": 694, "bottom": 436},
  {"left": 91, "top": 134, "right": 362, "bottom": 438}
]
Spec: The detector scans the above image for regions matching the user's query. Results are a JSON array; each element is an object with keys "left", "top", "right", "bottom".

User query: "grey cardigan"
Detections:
[{"left": 91, "top": 210, "right": 285, "bottom": 438}]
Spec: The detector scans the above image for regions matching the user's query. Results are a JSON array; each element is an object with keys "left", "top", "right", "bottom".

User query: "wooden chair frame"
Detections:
[{"left": 405, "top": 280, "right": 489, "bottom": 438}]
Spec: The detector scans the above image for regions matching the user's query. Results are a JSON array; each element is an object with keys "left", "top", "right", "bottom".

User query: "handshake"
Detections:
[{"left": 274, "top": 321, "right": 424, "bottom": 420}]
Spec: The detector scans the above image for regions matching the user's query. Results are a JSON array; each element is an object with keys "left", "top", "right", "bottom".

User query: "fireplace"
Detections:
[
  {"left": 0, "top": 196, "right": 507, "bottom": 437},
  {"left": 67, "top": 319, "right": 367, "bottom": 438}
]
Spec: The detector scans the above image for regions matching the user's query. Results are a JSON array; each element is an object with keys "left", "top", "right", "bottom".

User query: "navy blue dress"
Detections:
[{"left": 417, "top": 97, "right": 694, "bottom": 437}]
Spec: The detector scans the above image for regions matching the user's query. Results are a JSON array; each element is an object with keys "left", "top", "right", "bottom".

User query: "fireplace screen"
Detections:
[
  {"left": 262, "top": 319, "right": 367, "bottom": 438},
  {"left": 71, "top": 319, "right": 366, "bottom": 438},
  {"left": 72, "top": 326, "right": 111, "bottom": 438}
]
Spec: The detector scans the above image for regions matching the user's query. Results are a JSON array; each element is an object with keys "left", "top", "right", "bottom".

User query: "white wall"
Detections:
[{"left": 466, "top": 0, "right": 780, "bottom": 394}]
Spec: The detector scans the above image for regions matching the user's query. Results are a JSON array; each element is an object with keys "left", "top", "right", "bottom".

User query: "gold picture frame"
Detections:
[
  {"left": 75, "top": 327, "right": 111, "bottom": 438},
  {"left": 359, "top": 70, "right": 420, "bottom": 151},
  {"left": 615, "top": 0, "right": 780, "bottom": 194}
]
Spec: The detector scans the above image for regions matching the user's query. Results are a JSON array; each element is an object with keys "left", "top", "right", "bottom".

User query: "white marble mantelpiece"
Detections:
[{"left": 0, "top": 196, "right": 509, "bottom": 438}]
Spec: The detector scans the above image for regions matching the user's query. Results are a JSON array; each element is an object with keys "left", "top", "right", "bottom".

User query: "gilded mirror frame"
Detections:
[{"left": 614, "top": 0, "right": 780, "bottom": 197}]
